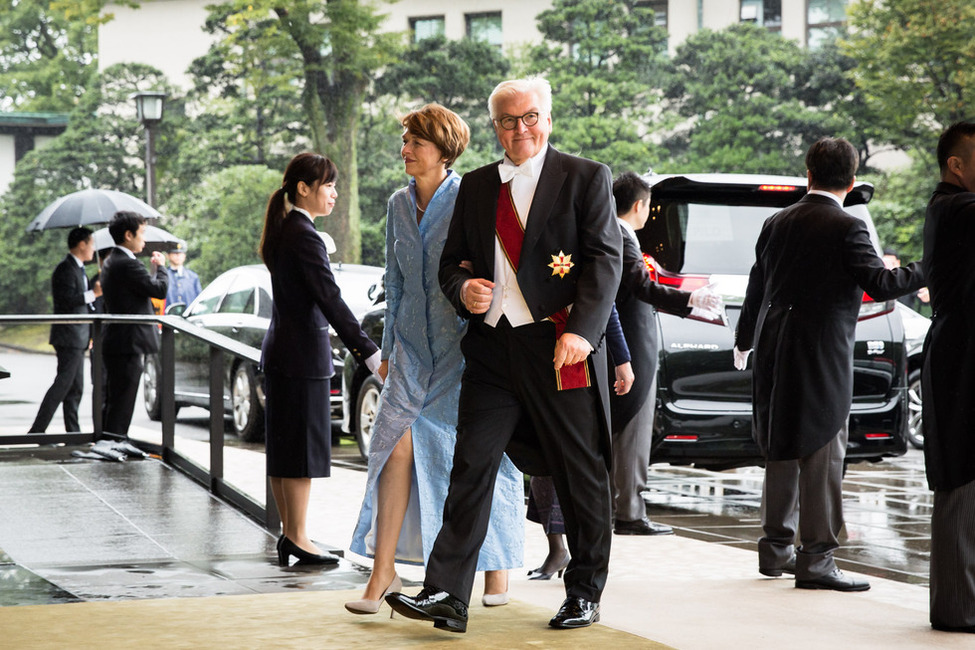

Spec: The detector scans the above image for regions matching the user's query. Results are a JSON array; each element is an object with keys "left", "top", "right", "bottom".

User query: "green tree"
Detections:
[
  {"left": 864, "top": 156, "right": 939, "bottom": 264},
  {"left": 165, "top": 165, "right": 281, "bottom": 285},
  {"left": 201, "top": 0, "right": 400, "bottom": 263},
  {"left": 661, "top": 24, "right": 863, "bottom": 175},
  {"left": 842, "top": 0, "right": 975, "bottom": 152},
  {"left": 0, "top": 0, "right": 116, "bottom": 111},
  {"left": 528, "top": 0, "right": 668, "bottom": 171}
]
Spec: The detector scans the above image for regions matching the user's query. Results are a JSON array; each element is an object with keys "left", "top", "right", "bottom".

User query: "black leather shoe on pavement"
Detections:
[
  {"left": 795, "top": 568, "right": 870, "bottom": 592},
  {"left": 549, "top": 596, "right": 600, "bottom": 629},
  {"left": 386, "top": 588, "right": 468, "bottom": 633},
  {"left": 759, "top": 554, "right": 797, "bottom": 577},
  {"left": 613, "top": 517, "right": 674, "bottom": 536}
]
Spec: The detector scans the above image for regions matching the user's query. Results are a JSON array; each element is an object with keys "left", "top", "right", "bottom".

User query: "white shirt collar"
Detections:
[
  {"left": 806, "top": 189, "right": 844, "bottom": 208},
  {"left": 619, "top": 219, "right": 639, "bottom": 242},
  {"left": 292, "top": 206, "right": 315, "bottom": 223},
  {"left": 114, "top": 245, "right": 136, "bottom": 260},
  {"left": 498, "top": 147, "right": 547, "bottom": 182},
  {"left": 69, "top": 253, "right": 85, "bottom": 267}
]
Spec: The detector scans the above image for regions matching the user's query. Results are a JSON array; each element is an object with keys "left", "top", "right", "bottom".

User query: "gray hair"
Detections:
[{"left": 488, "top": 77, "right": 553, "bottom": 120}]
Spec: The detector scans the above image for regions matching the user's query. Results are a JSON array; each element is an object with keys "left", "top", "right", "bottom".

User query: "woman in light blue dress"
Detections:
[{"left": 346, "top": 104, "right": 523, "bottom": 615}]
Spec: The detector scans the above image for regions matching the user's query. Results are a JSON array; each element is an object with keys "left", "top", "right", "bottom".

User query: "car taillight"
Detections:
[
  {"left": 758, "top": 184, "right": 798, "bottom": 192},
  {"left": 643, "top": 253, "right": 710, "bottom": 291},
  {"left": 859, "top": 291, "right": 894, "bottom": 321},
  {"left": 643, "top": 254, "right": 721, "bottom": 323}
]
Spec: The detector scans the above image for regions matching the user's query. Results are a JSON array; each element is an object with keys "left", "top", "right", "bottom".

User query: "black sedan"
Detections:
[{"left": 142, "top": 262, "right": 384, "bottom": 443}]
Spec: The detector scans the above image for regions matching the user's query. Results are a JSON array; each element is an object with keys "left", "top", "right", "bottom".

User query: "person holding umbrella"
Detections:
[
  {"left": 100, "top": 211, "right": 168, "bottom": 437},
  {"left": 28, "top": 227, "right": 102, "bottom": 436}
]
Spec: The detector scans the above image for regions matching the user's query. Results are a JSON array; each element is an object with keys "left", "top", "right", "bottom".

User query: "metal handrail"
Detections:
[{"left": 0, "top": 313, "right": 279, "bottom": 531}]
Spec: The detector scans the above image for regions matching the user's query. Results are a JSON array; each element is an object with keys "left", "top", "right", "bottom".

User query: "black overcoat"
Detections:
[
  {"left": 735, "top": 194, "right": 924, "bottom": 460},
  {"left": 921, "top": 181, "right": 975, "bottom": 491}
]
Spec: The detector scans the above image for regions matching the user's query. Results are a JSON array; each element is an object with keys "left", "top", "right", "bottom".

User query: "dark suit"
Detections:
[
  {"left": 922, "top": 181, "right": 975, "bottom": 628},
  {"left": 610, "top": 224, "right": 691, "bottom": 520},
  {"left": 735, "top": 193, "right": 924, "bottom": 578},
  {"left": 433, "top": 145, "right": 622, "bottom": 605},
  {"left": 260, "top": 210, "right": 378, "bottom": 477},
  {"left": 30, "top": 254, "right": 94, "bottom": 433},
  {"left": 100, "top": 247, "right": 169, "bottom": 436}
]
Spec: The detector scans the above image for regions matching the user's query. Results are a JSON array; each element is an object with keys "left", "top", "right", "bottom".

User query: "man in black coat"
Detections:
[
  {"left": 100, "top": 211, "right": 168, "bottom": 436},
  {"left": 734, "top": 138, "right": 924, "bottom": 592},
  {"left": 387, "top": 77, "right": 622, "bottom": 632},
  {"left": 29, "top": 227, "right": 101, "bottom": 435},
  {"left": 610, "top": 172, "right": 717, "bottom": 536},
  {"left": 921, "top": 120, "right": 975, "bottom": 633}
]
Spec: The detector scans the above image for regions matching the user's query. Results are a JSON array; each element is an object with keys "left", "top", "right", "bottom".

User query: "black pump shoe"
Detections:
[{"left": 277, "top": 536, "right": 340, "bottom": 566}]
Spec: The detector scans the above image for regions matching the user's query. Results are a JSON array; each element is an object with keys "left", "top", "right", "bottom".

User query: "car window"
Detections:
[
  {"left": 333, "top": 267, "right": 384, "bottom": 318},
  {"left": 185, "top": 271, "right": 237, "bottom": 317},
  {"left": 257, "top": 288, "right": 272, "bottom": 319},
  {"left": 645, "top": 201, "right": 775, "bottom": 275},
  {"left": 219, "top": 286, "right": 255, "bottom": 315}
]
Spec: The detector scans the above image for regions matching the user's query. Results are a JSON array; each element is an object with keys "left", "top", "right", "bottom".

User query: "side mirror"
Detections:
[{"left": 166, "top": 302, "right": 187, "bottom": 317}]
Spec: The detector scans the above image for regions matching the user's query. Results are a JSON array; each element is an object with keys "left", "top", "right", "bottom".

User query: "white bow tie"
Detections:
[{"left": 498, "top": 160, "right": 533, "bottom": 184}]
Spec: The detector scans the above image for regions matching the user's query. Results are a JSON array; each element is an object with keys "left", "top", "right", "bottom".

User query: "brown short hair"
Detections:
[{"left": 401, "top": 103, "right": 470, "bottom": 168}]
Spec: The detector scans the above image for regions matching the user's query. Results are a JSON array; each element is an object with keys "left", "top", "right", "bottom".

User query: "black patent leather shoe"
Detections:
[
  {"left": 759, "top": 554, "right": 796, "bottom": 577},
  {"left": 549, "top": 596, "right": 600, "bottom": 629},
  {"left": 386, "top": 588, "right": 469, "bottom": 633},
  {"left": 277, "top": 536, "right": 340, "bottom": 567},
  {"left": 795, "top": 568, "right": 870, "bottom": 592},
  {"left": 614, "top": 517, "right": 674, "bottom": 536}
]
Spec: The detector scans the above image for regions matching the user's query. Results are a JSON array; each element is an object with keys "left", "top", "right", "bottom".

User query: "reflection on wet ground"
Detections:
[
  {"left": 644, "top": 448, "right": 931, "bottom": 586},
  {"left": 0, "top": 446, "right": 380, "bottom": 607}
]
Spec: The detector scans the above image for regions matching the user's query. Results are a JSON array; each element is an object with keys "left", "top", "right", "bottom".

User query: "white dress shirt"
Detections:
[
  {"left": 485, "top": 147, "right": 549, "bottom": 328},
  {"left": 71, "top": 253, "right": 96, "bottom": 305},
  {"left": 806, "top": 189, "right": 844, "bottom": 208}
]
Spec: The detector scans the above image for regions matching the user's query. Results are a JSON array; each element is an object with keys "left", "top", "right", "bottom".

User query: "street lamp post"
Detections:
[{"left": 131, "top": 91, "right": 167, "bottom": 208}]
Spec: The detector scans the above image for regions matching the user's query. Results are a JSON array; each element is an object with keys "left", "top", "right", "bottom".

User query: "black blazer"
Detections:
[
  {"left": 611, "top": 225, "right": 692, "bottom": 432},
  {"left": 101, "top": 248, "right": 169, "bottom": 355},
  {"left": 49, "top": 254, "right": 93, "bottom": 349},
  {"left": 439, "top": 145, "right": 623, "bottom": 444},
  {"left": 735, "top": 194, "right": 924, "bottom": 460},
  {"left": 921, "top": 181, "right": 975, "bottom": 490},
  {"left": 260, "top": 211, "right": 378, "bottom": 379}
]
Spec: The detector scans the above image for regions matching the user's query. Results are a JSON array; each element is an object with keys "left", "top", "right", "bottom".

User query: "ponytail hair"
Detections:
[{"left": 260, "top": 152, "right": 338, "bottom": 272}]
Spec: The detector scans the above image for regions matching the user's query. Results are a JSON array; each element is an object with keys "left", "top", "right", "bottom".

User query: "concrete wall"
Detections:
[{"left": 0, "top": 135, "right": 15, "bottom": 196}]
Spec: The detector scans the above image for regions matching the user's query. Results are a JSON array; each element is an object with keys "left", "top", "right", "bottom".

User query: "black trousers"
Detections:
[
  {"left": 425, "top": 318, "right": 612, "bottom": 606},
  {"left": 30, "top": 346, "right": 86, "bottom": 433},
  {"left": 102, "top": 353, "right": 144, "bottom": 436}
]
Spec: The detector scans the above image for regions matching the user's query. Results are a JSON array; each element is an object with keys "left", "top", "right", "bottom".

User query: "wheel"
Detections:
[
  {"left": 354, "top": 375, "right": 382, "bottom": 459},
  {"left": 907, "top": 369, "right": 923, "bottom": 449},
  {"left": 143, "top": 354, "right": 161, "bottom": 421},
  {"left": 232, "top": 363, "right": 265, "bottom": 443}
]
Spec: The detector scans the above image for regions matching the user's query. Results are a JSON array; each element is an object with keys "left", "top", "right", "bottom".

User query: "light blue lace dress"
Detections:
[{"left": 350, "top": 171, "right": 524, "bottom": 569}]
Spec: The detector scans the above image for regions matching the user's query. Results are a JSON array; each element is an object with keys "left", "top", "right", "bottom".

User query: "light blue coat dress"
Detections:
[{"left": 350, "top": 172, "right": 524, "bottom": 569}]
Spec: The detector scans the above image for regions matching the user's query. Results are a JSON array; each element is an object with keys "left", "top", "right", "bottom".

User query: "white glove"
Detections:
[
  {"left": 733, "top": 346, "right": 751, "bottom": 371},
  {"left": 689, "top": 284, "right": 722, "bottom": 315}
]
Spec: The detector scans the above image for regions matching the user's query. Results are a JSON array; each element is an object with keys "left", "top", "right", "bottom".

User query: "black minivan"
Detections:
[{"left": 638, "top": 174, "right": 909, "bottom": 470}]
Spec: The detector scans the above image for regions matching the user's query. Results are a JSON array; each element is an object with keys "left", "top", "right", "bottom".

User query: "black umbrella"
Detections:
[
  {"left": 26, "top": 188, "right": 161, "bottom": 232},
  {"left": 92, "top": 224, "right": 184, "bottom": 258}
]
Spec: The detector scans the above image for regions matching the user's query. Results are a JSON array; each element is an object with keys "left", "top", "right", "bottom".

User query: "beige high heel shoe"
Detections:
[{"left": 344, "top": 575, "right": 403, "bottom": 615}]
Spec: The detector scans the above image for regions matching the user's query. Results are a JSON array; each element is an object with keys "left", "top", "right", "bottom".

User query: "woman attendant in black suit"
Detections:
[{"left": 260, "top": 152, "right": 381, "bottom": 565}]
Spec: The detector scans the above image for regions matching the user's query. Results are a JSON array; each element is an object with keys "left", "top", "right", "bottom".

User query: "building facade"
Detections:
[
  {"left": 99, "top": 0, "right": 851, "bottom": 88},
  {"left": 0, "top": 113, "right": 68, "bottom": 195}
]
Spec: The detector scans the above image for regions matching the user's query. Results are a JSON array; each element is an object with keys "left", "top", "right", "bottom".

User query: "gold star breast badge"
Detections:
[{"left": 548, "top": 251, "right": 574, "bottom": 278}]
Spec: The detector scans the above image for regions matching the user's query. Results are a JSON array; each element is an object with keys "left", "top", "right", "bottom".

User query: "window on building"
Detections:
[
  {"left": 740, "top": 0, "right": 782, "bottom": 29},
  {"left": 807, "top": 0, "right": 847, "bottom": 48},
  {"left": 645, "top": 1, "right": 667, "bottom": 28},
  {"left": 410, "top": 16, "right": 445, "bottom": 43},
  {"left": 466, "top": 12, "right": 502, "bottom": 48}
]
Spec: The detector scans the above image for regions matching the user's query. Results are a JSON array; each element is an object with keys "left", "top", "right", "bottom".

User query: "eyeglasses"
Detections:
[{"left": 495, "top": 111, "right": 541, "bottom": 130}]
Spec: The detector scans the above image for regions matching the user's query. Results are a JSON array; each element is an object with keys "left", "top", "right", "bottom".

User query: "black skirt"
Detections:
[{"left": 264, "top": 371, "right": 331, "bottom": 478}]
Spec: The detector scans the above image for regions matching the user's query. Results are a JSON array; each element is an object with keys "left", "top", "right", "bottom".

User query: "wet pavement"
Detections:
[
  {"left": 643, "top": 450, "right": 931, "bottom": 586},
  {"left": 0, "top": 445, "right": 381, "bottom": 607}
]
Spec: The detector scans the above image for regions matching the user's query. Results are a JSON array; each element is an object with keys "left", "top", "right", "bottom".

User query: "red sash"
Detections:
[{"left": 495, "top": 183, "right": 591, "bottom": 391}]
